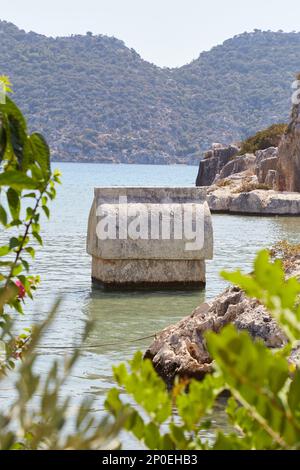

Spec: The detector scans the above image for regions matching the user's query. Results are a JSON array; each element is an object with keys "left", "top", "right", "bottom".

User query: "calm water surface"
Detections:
[{"left": 2, "top": 162, "right": 300, "bottom": 448}]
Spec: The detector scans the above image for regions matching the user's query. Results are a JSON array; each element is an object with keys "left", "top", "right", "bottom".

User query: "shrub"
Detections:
[
  {"left": 215, "top": 178, "right": 232, "bottom": 188},
  {"left": 238, "top": 123, "right": 287, "bottom": 155},
  {"left": 233, "top": 181, "right": 271, "bottom": 193}
]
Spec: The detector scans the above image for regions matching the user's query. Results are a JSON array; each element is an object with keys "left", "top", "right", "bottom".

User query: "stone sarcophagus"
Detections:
[{"left": 87, "top": 187, "right": 213, "bottom": 289}]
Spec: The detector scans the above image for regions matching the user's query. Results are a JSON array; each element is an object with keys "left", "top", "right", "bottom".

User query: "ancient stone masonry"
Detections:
[{"left": 87, "top": 187, "right": 213, "bottom": 289}]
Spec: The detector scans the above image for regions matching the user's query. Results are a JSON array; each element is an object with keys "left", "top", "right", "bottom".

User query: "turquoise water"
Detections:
[{"left": 2, "top": 162, "right": 300, "bottom": 448}]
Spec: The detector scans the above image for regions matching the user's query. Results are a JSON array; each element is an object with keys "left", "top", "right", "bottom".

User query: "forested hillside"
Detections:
[{"left": 0, "top": 20, "right": 299, "bottom": 164}]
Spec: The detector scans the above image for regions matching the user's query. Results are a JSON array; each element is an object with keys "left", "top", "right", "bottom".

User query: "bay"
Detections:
[{"left": 2, "top": 162, "right": 300, "bottom": 449}]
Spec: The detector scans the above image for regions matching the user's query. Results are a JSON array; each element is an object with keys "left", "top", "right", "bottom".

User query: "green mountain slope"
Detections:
[{"left": 0, "top": 21, "right": 299, "bottom": 164}]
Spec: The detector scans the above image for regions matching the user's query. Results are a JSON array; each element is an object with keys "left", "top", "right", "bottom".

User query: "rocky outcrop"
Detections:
[
  {"left": 146, "top": 258, "right": 300, "bottom": 386},
  {"left": 196, "top": 143, "right": 279, "bottom": 189},
  {"left": 195, "top": 144, "right": 240, "bottom": 187},
  {"left": 218, "top": 153, "right": 256, "bottom": 180},
  {"left": 145, "top": 286, "right": 287, "bottom": 387},
  {"left": 194, "top": 141, "right": 300, "bottom": 215},
  {"left": 207, "top": 188, "right": 300, "bottom": 215},
  {"left": 255, "top": 147, "right": 278, "bottom": 184},
  {"left": 277, "top": 100, "right": 300, "bottom": 192}
]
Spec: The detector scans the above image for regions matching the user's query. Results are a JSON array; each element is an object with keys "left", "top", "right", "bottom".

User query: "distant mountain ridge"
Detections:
[{"left": 1, "top": 20, "right": 300, "bottom": 164}]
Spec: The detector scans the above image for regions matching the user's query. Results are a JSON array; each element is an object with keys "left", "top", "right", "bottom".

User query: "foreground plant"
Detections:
[
  {"left": 0, "top": 81, "right": 122, "bottom": 449},
  {"left": 106, "top": 250, "right": 300, "bottom": 450},
  {"left": 0, "top": 77, "right": 61, "bottom": 372}
]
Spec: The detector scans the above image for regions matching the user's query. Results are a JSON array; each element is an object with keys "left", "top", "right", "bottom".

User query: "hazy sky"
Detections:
[{"left": 1, "top": 0, "right": 300, "bottom": 67}]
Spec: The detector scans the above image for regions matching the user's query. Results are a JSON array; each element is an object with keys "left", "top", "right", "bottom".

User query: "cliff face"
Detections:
[{"left": 277, "top": 101, "right": 300, "bottom": 192}]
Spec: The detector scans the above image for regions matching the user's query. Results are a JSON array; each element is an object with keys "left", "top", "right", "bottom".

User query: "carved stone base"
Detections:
[{"left": 91, "top": 257, "right": 206, "bottom": 290}]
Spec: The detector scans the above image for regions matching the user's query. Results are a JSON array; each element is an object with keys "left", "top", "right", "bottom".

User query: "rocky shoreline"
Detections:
[
  {"left": 145, "top": 252, "right": 300, "bottom": 387},
  {"left": 195, "top": 97, "right": 300, "bottom": 216},
  {"left": 195, "top": 143, "right": 300, "bottom": 216},
  {"left": 207, "top": 187, "right": 300, "bottom": 215}
]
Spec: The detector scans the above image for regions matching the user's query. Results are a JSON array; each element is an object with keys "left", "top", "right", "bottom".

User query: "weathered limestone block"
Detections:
[
  {"left": 87, "top": 188, "right": 213, "bottom": 289},
  {"left": 207, "top": 189, "right": 300, "bottom": 215},
  {"left": 256, "top": 155, "right": 278, "bottom": 185},
  {"left": 265, "top": 170, "right": 277, "bottom": 188},
  {"left": 91, "top": 259, "right": 206, "bottom": 287},
  {"left": 217, "top": 153, "right": 256, "bottom": 181},
  {"left": 255, "top": 147, "right": 278, "bottom": 164},
  {"left": 195, "top": 144, "right": 240, "bottom": 187}
]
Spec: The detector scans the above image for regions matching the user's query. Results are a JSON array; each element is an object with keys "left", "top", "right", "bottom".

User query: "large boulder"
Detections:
[
  {"left": 145, "top": 257, "right": 300, "bottom": 386},
  {"left": 145, "top": 286, "right": 287, "bottom": 387},
  {"left": 255, "top": 146, "right": 278, "bottom": 164},
  {"left": 195, "top": 144, "right": 240, "bottom": 187},
  {"left": 255, "top": 147, "right": 279, "bottom": 186},
  {"left": 255, "top": 148, "right": 278, "bottom": 184},
  {"left": 277, "top": 101, "right": 300, "bottom": 192},
  {"left": 217, "top": 153, "right": 256, "bottom": 181}
]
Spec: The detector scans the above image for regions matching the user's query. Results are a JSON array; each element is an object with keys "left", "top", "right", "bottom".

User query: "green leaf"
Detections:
[
  {"left": 12, "top": 264, "right": 23, "bottom": 276},
  {"left": 20, "top": 258, "right": 30, "bottom": 272},
  {"left": 28, "top": 133, "right": 51, "bottom": 179},
  {"left": 0, "top": 205, "right": 7, "bottom": 225},
  {"left": 9, "top": 237, "right": 19, "bottom": 249},
  {"left": 0, "top": 126, "right": 7, "bottom": 163},
  {"left": 42, "top": 205, "right": 50, "bottom": 219},
  {"left": 288, "top": 369, "right": 300, "bottom": 417},
  {"left": 0, "top": 171, "right": 39, "bottom": 190},
  {"left": 25, "top": 246, "right": 35, "bottom": 259},
  {"left": 7, "top": 187, "right": 20, "bottom": 220},
  {"left": 32, "top": 231, "right": 43, "bottom": 246},
  {"left": 0, "top": 245, "right": 10, "bottom": 257},
  {"left": 22, "top": 192, "right": 36, "bottom": 198},
  {"left": 8, "top": 114, "right": 26, "bottom": 167}
]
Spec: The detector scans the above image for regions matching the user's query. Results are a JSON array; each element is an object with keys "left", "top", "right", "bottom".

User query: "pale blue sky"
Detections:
[{"left": 1, "top": 0, "right": 300, "bottom": 67}]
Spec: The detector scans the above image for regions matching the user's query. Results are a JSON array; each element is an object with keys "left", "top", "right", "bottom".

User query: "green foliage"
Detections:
[
  {"left": 0, "top": 89, "right": 60, "bottom": 337},
  {"left": 233, "top": 181, "right": 272, "bottom": 193},
  {"left": 1, "top": 22, "right": 300, "bottom": 163},
  {"left": 238, "top": 123, "right": 287, "bottom": 155},
  {"left": 105, "top": 351, "right": 224, "bottom": 450},
  {"left": 0, "top": 88, "right": 123, "bottom": 449},
  {"left": 0, "top": 303, "right": 122, "bottom": 450},
  {"left": 106, "top": 250, "right": 300, "bottom": 449}
]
